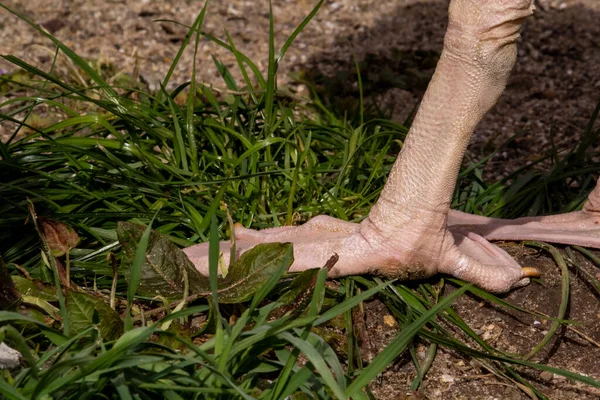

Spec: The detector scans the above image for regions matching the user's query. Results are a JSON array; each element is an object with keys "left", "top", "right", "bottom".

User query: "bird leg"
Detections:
[
  {"left": 184, "top": 0, "right": 543, "bottom": 293},
  {"left": 448, "top": 178, "right": 600, "bottom": 247}
]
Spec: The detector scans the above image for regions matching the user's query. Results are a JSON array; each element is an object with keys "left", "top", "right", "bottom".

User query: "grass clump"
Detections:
[{"left": 1, "top": 1, "right": 599, "bottom": 398}]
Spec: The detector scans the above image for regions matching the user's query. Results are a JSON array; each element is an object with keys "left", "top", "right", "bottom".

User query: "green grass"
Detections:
[{"left": 1, "top": 1, "right": 600, "bottom": 399}]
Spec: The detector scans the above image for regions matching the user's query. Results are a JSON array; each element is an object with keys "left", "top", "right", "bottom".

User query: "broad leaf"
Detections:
[
  {"left": 11, "top": 276, "right": 58, "bottom": 302},
  {"left": 38, "top": 217, "right": 80, "bottom": 257},
  {"left": 118, "top": 222, "right": 294, "bottom": 303},
  {"left": 216, "top": 242, "right": 294, "bottom": 303},
  {"left": 117, "top": 221, "right": 209, "bottom": 298},
  {"left": 65, "top": 291, "right": 123, "bottom": 341}
]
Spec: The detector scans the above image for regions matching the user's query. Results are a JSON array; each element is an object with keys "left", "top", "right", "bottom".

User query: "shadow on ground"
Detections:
[{"left": 297, "top": 1, "right": 600, "bottom": 175}]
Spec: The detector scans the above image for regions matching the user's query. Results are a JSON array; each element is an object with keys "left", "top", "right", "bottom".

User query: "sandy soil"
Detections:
[{"left": 1, "top": 0, "right": 599, "bottom": 398}]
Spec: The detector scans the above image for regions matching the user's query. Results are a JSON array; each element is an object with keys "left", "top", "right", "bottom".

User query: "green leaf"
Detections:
[
  {"left": 0, "top": 376, "right": 27, "bottom": 400},
  {"left": 0, "top": 311, "right": 67, "bottom": 346},
  {"left": 117, "top": 221, "right": 209, "bottom": 299},
  {"left": 118, "top": 222, "right": 293, "bottom": 304},
  {"left": 65, "top": 291, "right": 123, "bottom": 341},
  {"left": 216, "top": 242, "right": 294, "bottom": 304},
  {"left": 11, "top": 276, "right": 58, "bottom": 302},
  {"left": 278, "top": 331, "right": 346, "bottom": 399}
]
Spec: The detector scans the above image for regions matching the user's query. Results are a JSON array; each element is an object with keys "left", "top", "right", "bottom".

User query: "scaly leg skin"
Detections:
[
  {"left": 448, "top": 178, "right": 600, "bottom": 247},
  {"left": 185, "top": 0, "right": 543, "bottom": 293}
]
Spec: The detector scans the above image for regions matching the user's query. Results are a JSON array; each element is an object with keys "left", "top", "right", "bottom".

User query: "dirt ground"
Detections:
[
  {"left": 1, "top": 0, "right": 599, "bottom": 398},
  {"left": 360, "top": 244, "right": 600, "bottom": 399}
]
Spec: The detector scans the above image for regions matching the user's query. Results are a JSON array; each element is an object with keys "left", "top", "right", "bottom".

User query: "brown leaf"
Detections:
[{"left": 39, "top": 217, "right": 80, "bottom": 257}]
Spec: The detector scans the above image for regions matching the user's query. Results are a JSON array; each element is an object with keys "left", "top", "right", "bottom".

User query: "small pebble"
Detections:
[{"left": 539, "top": 371, "right": 554, "bottom": 382}]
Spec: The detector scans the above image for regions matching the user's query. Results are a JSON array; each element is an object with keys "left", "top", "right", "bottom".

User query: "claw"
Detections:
[{"left": 521, "top": 267, "right": 541, "bottom": 278}]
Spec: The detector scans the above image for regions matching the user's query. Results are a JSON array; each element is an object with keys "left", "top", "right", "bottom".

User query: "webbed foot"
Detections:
[{"left": 184, "top": 213, "right": 537, "bottom": 293}]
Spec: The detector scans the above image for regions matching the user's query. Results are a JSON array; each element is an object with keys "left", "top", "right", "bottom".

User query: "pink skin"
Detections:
[
  {"left": 448, "top": 181, "right": 600, "bottom": 247},
  {"left": 184, "top": 0, "right": 600, "bottom": 293}
]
